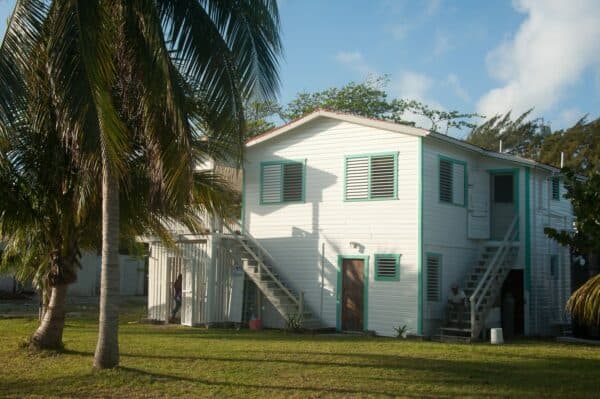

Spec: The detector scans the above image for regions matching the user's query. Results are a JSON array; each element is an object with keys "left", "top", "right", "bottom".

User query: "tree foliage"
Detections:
[{"left": 244, "top": 76, "right": 481, "bottom": 138}]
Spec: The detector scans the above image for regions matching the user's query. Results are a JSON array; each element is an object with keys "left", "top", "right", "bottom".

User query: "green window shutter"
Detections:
[
  {"left": 374, "top": 254, "right": 400, "bottom": 281},
  {"left": 439, "top": 156, "right": 466, "bottom": 206},
  {"left": 345, "top": 157, "right": 369, "bottom": 200},
  {"left": 426, "top": 254, "right": 442, "bottom": 302},
  {"left": 261, "top": 163, "right": 282, "bottom": 203},
  {"left": 345, "top": 153, "right": 397, "bottom": 201},
  {"left": 439, "top": 159, "right": 453, "bottom": 203},
  {"left": 261, "top": 161, "right": 304, "bottom": 204},
  {"left": 283, "top": 163, "right": 303, "bottom": 202},
  {"left": 370, "top": 155, "right": 396, "bottom": 199},
  {"left": 551, "top": 177, "right": 560, "bottom": 200}
]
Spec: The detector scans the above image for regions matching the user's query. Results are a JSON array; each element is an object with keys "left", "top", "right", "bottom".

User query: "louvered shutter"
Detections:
[
  {"left": 551, "top": 177, "right": 560, "bottom": 200},
  {"left": 282, "top": 162, "right": 303, "bottom": 201},
  {"left": 345, "top": 157, "right": 369, "bottom": 200},
  {"left": 439, "top": 159, "right": 453, "bottom": 203},
  {"left": 375, "top": 255, "right": 400, "bottom": 280},
  {"left": 261, "top": 163, "right": 282, "bottom": 203},
  {"left": 371, "top": 155, "right": 395, "bottom": 199},
  {"left": 426, "top": 254, "right": 441, "bottom": 302},
  {"left": 452, "top": 162, "right": 465, "bottom": 205}
]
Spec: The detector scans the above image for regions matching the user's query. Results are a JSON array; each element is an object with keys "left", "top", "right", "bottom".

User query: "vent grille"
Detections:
[
  {"left": 375, "top": 255, "right": 400, "bottom": 280},
  {"left": 426, "top": 254, "right": 441, "bottom": 302}
]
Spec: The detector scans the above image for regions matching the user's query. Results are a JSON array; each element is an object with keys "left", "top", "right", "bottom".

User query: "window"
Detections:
[
  {"left": 426, "top": 253, "right": 442, "bottom": 302},
  {"left": 550, "top": 255, "right": 559, "bottom": 280},
  {"left": 439, "top": 156, "right": 467, "bottom": 206},
  {"left": 551, "top": 177, "right": 560, "bottom": 201},
  {"left": 345, "top": 153, "right": 397, "bottom": 201},
  {"left": 260, "top": 160, "right": 305, "bottom": 204},
  {"left": 374, "top": 254, "right": 400, "bottom": 281}
]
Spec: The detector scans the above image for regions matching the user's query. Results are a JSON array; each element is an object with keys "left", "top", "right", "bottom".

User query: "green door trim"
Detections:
[{"left": 336, "top": 255, "right": 370, "bottom": 332}]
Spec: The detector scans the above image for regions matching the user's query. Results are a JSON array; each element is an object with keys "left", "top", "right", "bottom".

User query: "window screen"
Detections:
[{"left": 493, "top": 174, "right": 514, "bottom": 203}]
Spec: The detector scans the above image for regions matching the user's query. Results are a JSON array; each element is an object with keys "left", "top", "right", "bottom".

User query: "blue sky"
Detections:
[{"left": 2, "top": 0, "right": 599, "bottom": 136}]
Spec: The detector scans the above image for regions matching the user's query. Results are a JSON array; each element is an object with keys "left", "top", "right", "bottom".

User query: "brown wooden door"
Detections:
[{"left": 342, "top": 258, "right": 365, "bottom": 331}]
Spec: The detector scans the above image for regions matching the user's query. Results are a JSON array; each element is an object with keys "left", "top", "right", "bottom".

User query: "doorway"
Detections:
[
  {"left": 490, "top": 171, "right": 517, "bottom": 240},
  {"left": 501, "top": 270, "right": 524, "bottom": 338},
  {"left": 340, "top": 257, "right": 367, "bottom": 331}
]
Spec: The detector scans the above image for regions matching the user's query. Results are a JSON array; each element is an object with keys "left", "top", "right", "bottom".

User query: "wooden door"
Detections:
[{"left": 342, "top": 258, "right": 365, "bottom": 331}]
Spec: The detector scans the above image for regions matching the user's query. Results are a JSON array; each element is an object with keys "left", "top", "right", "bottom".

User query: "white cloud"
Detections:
[
  {"left": 391, "top": 71, "right": 446, "bottom": 129},
  {"left": 334, "top": 51, "right": 374, "bottom": 75},
  {"left": 477, "top": 0, "right": 600, "bottom": 118},
  {"left": 445, "top": 74, "right": 471, "bottom": 102},
  {"left": 425, "top": 0, "right": 442, "bottom": 16}
]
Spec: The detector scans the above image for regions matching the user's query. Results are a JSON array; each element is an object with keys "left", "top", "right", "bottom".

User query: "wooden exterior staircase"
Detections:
[
  {"left": 439, "top": 217, "right": 520, "bottom": 343},
  {"left": 224, "top": 223, "right": 323, "bottom": 330}
]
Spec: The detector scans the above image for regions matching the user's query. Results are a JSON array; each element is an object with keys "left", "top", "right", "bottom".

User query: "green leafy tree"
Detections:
[
  {"left": 467, "top": 110, "right": 551, "bottom": 159},
  {"left": 4, "top": 0, "right": 281, "bottom": 369},
  {"left": 538, "top": 117, "right": 600, "bottom": 172},
  {"left": 544, "top": 168, "right": 600, "bottom": 325}
]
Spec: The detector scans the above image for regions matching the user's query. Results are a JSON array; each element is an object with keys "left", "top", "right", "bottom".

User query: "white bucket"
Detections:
[{"left": 490, "top": 328, "right": 504, "bottom": 344}]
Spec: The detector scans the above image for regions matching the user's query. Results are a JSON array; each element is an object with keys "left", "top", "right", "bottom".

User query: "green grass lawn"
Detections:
[{"left": 1, "top": 306, "right": 599, "bottom": 398}]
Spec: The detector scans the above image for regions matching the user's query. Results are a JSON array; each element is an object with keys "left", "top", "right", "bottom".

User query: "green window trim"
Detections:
[
  {"left": 551, "top": 176, "right": 560, "bottom": 201},
  {"left": 344, "top": 152, "right": 398, "bottom": 201},
  {"left": 374, "top": 254, "right": 401, "bottom": 281},
  {"left": 438, "top": 155, "right": 468, "bottom": 207},
  {"left": 259, "top": 159, "right": 306, "bottom": 205}
]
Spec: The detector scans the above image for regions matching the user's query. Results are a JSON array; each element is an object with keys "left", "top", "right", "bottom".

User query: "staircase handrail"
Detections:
[
  {"left": 224, "top": 221, "right": 300, "bottom": 306},
  {"left": 469, "top": 216, "right": 518, "bottom": 336}
]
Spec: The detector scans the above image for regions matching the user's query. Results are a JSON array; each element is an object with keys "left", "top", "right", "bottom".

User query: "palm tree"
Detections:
[
  {"left": 3, "top": 0, "right": 281, "bottom": 368},
  {"left": 567, "top": 274, "right": 600, "bottom": 327},
  {"left": 1, "top": 7, "right": 240, "bottom": 350}
]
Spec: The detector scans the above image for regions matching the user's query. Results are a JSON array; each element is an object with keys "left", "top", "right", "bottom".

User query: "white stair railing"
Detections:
[
  {"left": 223, "top": 221, "right": 301, "bottom": 309},
  {"left": 470, "top": 216, "right": 519, "bottom": 338}
]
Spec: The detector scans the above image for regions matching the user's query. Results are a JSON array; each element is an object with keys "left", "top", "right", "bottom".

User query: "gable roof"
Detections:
[{"left": 246, "top": 109, "right": 560, "bottom": 173}]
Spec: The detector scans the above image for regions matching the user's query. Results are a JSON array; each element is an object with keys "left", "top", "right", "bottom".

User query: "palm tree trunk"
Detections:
[
  {"left": 30, "top": 284, "right": 68, "bottom": 350},
  {"left": 93, "top": 160, "right": 121, "bottom": 369}
]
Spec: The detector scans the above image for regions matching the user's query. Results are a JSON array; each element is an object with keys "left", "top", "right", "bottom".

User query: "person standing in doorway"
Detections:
[{"left": 170, "top": 273, "right": 183, "bottom": 323}]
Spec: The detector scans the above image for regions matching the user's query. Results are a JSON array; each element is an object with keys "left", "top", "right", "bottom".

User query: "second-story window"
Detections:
[
  {"left": 344, "top": 153, "right": 398, "bottom": 201},
  {"left": 260, "top": 160, "right": 305, "bottom": 204},
  {"left": 439, "top": 156, "right": 467, "bottom": 206}
]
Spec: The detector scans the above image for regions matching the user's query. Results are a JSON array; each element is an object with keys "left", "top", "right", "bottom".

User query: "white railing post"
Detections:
[{"left": 469, "top": 215, "right": 518, "bottom": 338}]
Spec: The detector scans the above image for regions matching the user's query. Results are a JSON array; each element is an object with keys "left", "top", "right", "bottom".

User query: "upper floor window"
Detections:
[
  {"left": 344, "top": 153, "right": 398, "bottom": 201},
  {"left": 439, "top": 156, "right": 467, "bottom": 207},
  {"left": 260, "top": 160, "right": 305, "bottom": 204},
  {"left": 551, "top": 177, "right": 560, "bottom": 201}
]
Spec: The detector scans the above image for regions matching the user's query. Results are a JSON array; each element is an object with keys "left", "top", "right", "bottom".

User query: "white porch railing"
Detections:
[{"left": 470, "top": 216, "right": 519, "bottom": 338}]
